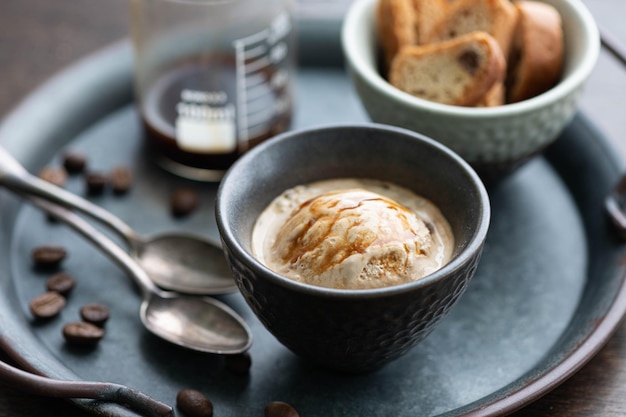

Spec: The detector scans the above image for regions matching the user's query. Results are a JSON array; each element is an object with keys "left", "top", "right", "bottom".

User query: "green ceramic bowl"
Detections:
[{"left": 342, "top": 0, "right": 600, "bottom": 178}]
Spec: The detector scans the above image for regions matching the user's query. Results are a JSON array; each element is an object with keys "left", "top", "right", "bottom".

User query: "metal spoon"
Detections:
[
  {"left": 25, "top": 195, "right": 252, "bottom": 355},
  {"left": 0, "top": 145, "right": 236, "bottom": 295}
]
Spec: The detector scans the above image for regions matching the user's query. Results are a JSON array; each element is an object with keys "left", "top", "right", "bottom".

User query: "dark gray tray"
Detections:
[{"left": 1, "top": 38, "right": 626, "bottom": 417}]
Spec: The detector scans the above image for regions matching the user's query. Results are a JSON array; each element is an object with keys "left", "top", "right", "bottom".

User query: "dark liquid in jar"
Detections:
[{"left": 140, "top": 55, "right": 292, "bottom": 175}]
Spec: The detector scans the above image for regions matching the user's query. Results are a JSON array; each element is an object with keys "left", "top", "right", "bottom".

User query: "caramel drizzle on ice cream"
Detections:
[
  {"left": 273, "top": 189, "right": 431, "bottom": 278},
  {"left": 252, "top": 178, "right": 454, "bottom": 289}
]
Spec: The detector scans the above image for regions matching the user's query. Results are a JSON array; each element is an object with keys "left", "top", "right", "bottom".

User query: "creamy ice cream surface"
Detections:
[{"left": 252, "top": 179, "right": 454, "bottom": 289}]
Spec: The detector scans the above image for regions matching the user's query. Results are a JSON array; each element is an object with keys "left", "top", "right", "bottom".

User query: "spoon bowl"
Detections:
[
  {"left": 133, "top": 233, "right": 236, "bottom": 295},
  {"left": 141, "top": 292, "right": 251, "bottom": 353}
]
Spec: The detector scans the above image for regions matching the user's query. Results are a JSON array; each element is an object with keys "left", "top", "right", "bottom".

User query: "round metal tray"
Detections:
[{"left": 1, "top": 41, "right": 626, "bottom": 417}]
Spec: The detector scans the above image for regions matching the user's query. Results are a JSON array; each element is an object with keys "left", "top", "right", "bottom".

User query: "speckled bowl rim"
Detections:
[
  {"left": 341, "top": 0, "right": 600, "bottom": 118},
  {"left": 216, "top": 123, "right": 491, "bottom": 300}
]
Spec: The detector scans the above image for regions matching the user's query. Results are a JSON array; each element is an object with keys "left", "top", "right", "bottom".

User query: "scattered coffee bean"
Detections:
[
  {"left": 62, "top": 151, "right": 87, "bottom": 174},
  {"left": 170, "top": 188, "right": 199, "bottom": 217},
  {"left": 80, "top": 303, "right": 109, "bottom": 327},
  {"left": 265, "top": 401, "right": 299, "bottom": 417},
  {"left": 32, "top": 245, "right": 67, "bottom": 268},
  {"left": 176, "top": 389, "right": 213, "bottom": 417},
  {"left": 30, "top": 291, "right": 66, "bottom": 319},
  {"left": 38, "top": 166, "right": 67, "bottom": 188},
  {"left": 225, "top": 351, "right": 251, "bottom": 375},
  {"left": 85, "top": 172, "right": 108, "bottom": 195},
  {"left": 110, "top": 166, "right": 133, "bottom": 194},
  {"left": 62, "top": 321, "right": 105, "bottom": 346},
  {"left": 45, "top": 272, "right": 76, "bottom": 295}
]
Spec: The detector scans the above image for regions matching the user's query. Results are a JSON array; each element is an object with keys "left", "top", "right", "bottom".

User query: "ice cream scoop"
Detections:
[{"left": 257, "top": 183, "right": 453, "bottom": 290}]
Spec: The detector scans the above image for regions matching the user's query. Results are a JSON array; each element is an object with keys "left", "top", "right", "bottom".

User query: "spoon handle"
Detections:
[
  {"left": 0, "top": 337, "right": 173, "bottom": 417},
  {"left": 0, "top": 359, "right": 173, "bottom": 417},
  {"left": 601, "top": 29, "right": 626, "bottom": 67},
  {"left": 21, "top": 193, "right": 162, "bottom": 299},
  {"left": 0, "top": 145, "right": 138, "bottom": 243}
]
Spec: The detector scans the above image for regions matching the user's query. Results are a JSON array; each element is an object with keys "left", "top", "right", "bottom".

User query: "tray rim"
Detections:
[
  {"left": 1, "top": 40, "right": 626, "bottom": 417},
  {"left": 476, "top": 113, "right": 626, "bottom": 416}
]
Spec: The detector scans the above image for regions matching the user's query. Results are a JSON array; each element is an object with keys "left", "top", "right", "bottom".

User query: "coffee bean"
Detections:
[
  {"left": 176, "top": 389, "right": 213, "bottom": 417},
  {"left": 38, "top": 166, "right": 67, "bottom": 188},
  {"left": 85, "top": 172, "right": 108, "bottom": 195},
  {"left": 110, "top": 166, "right": 133, "bottom": 194},
  {"left": 62, "top": 151, "right": 87, "bottom": 174},
  {"left": 62, "top": 321, "right": 105, "bottom": 346},
  {"left": 80, "top": 303, "right": 109, "bottom": 327},
  {"left": 265, "top": 401, "right": 299, "bottom": 417},
  {"left": 225, "top": 351, "right": 252, "bottom": 375},
  {"left": 30, "top": 292, "right": 66, "bottom": 319},
  {"left": 46, "top": 272, "right": 76, "bottom": 295},
  {"left": 170, "top": 188, "right": 199, "bottom": 217},
  {"left": 32, "top": 245, "right": 67, "bottom": 268}
]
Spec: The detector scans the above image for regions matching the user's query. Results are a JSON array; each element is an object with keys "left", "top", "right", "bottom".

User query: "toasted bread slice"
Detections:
[
  {"left": 389, "top": 31, "right": 506, "bottom": 106},
  {"left": 425, "top": 0, "right": 518, "bottom": 59},
  {"left": 377, "top": 0, "right": 417, "bottom": 71},
  {"left": 411, "top": 0, "right": 449, "bottom": 44},
  {"left": 476, "top": 82, "right": 505, "bottom": 107},
  {"left": 506, "top": 1, "right": 564, "bottom": 103}
]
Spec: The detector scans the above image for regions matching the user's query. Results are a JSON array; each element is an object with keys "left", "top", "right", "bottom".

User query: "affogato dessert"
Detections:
[{"left": 252, "top": 178, "right": 453, "bottom": 289}]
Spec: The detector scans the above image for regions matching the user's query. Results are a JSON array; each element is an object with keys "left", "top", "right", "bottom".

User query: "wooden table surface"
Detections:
[{"left": 1, "top": 0, "right": 626, "bottom": 416}]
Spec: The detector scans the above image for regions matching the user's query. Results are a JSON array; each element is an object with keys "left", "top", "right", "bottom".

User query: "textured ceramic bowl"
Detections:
[
  {"left": 342, "top": 0, "right": 600, "bottom": 177},
  {"left": 216, "top": 124, "right": 490, "bottom": 372}
]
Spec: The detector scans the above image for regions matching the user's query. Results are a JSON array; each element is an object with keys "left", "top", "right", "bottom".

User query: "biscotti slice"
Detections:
[
  {"left": 389, "top": 31, "right": 506, "bottom": 106},
  {"left": 476, "top": 82, "right": 505, "bottom": 107},
  {"left": 377, "top": 0, "right": 417, "bottom": 71},
  {"left": 411, "top": 0, "right": 449, "bottom": 44},
  {"left": 506, "top": 1, "right": 564, "bottom": 103},
  {"left": 425, "top": 0, "right": 518, "bottom": 59}
]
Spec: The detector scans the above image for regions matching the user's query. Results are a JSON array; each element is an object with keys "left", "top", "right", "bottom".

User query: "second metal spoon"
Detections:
[{"left": 26, "top": 196, "right": 252, "bottom": 355}]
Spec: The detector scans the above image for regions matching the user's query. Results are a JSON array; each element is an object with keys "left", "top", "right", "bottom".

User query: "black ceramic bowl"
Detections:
[{"left": 216, "top": 124, "right": 490, "bottom": 372}]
